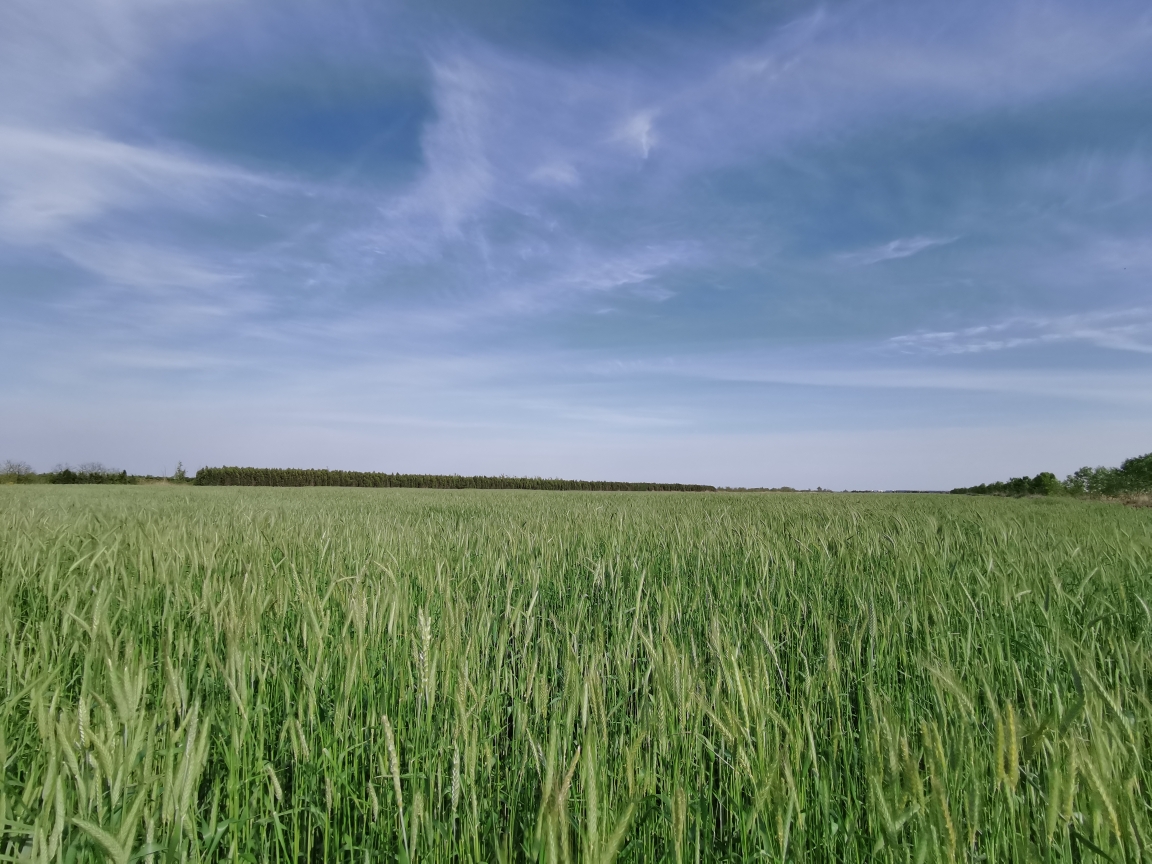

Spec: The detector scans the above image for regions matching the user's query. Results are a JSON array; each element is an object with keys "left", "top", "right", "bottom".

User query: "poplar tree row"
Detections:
[{"left": 193, "top": 466, "right": 715, "bottom": 491}]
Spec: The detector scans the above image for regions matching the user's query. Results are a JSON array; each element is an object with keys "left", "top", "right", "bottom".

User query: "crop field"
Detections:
[{"left": 1, "top": 487, "right": 1149, "bottom": 863}]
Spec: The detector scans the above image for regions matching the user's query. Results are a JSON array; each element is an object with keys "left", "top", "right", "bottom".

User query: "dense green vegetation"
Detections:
[
  {"left": 1, "top": 487, "right": 1149, "bottom": 862},
  {"left": 950, "top": 472, "right": 1065, "bottom": 498},
  {"left": 194, "top": 466, "right": 716, "bottom": 492},
  {"left": 952, "top": 452, "right": 1152, "bottom": 498},
  {"left": 0, "top": 462, "right": 146, "bottom": 486},
  {"left": 50, "top": 468, "right": 132, "bottom": 485},
  {"left": 1064, "top": 453, "right": 1152, "bottom": 497}
]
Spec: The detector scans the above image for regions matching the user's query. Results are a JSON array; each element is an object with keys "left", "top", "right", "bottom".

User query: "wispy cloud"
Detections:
[
  {"left": 840, "top": 236, "right": 957, "bottom": 265},
  {"left": 63, "top": 241, "right": 237, "bottom": 292},
  {"left": 378, "top": 57, "right": 493, "bottom": 247},
  {"left": 0, "top": 126, "right": 276, "bottom": 242},
  {"left": 614, "top": 110, "right": 659, "bottom": 159},
  {"left": 887, "top": 308, "right": 1152, "bottom": 355},
  {"left": 529, "top": 161, "right": 580, "bottom": 187},
  {"left": 0, "top": 0, "right": 227, "bottom": 122}
]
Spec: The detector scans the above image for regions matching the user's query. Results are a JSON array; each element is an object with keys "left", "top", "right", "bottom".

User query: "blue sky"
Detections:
[{"left": 2, "top": 0, "right": 1151, "bottom": 488}]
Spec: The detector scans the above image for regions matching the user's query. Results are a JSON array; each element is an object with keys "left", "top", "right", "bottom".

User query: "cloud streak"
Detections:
[
  {"left": 887, "top": 309, "right": 1152, "bottom": 356},
  {"left": 0, "top": 126, "right": 277, "bottom": 241},
  {"left": 840, "top": 236, "right": 958, "bottom": 265}
]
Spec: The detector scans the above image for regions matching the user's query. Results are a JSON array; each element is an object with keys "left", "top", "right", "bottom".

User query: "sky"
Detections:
[{"left": 2, "top": 0, "right": 1151, "bottom": 489}]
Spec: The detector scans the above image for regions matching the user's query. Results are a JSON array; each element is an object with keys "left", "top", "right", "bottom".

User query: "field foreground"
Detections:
[{"left": 1, "top": 488, "right": 1150, "bottom": 862}]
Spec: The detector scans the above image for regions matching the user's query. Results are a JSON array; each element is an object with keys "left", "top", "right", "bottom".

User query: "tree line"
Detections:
[
  {"left": 0, "top": 461, "right": 136, "bottom": 484},
  {"left": 951, "top": 451, "right": 1152, "bottom": 497},
  {"left": 7, "top": 454, "right": 1147, "bottom": 495},
  {"left": 192, "top": 466, "right": 716, "bottom": 491}
]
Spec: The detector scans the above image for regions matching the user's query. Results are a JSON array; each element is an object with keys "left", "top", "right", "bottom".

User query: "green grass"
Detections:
[{"left": 1, "top": 487, "right": 1149, "bottom": 862}]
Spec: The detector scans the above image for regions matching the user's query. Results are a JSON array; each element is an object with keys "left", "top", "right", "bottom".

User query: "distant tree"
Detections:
[
  {"left": 1063, "top": 467, "right": 1093, "bottom": 495},
  {"left": 1064, "top": 466, "right": 1114, "bottom": 495},
  {"left": 960, "top": 453, "right": 1151, "bottom": 499},
  {"left": 953, "top": 471, "right": 1064, "bottom": 497},
  {"left": 50, "top": 463, "right": 132, "bottom": 484},
  {"left": 1118, "top": 452, "right": 1152, "bottom": 492},
  {"left": 174, "top": 461, "right": 187, "bottom": 482},
  {"left": 1, "top": 460, "right": 34, "bottom": 484}
]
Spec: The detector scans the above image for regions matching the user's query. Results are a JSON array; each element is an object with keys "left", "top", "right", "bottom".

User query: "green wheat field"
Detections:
[{"left": 2, "top": 487, "right": 1149, "bottom": 863}]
